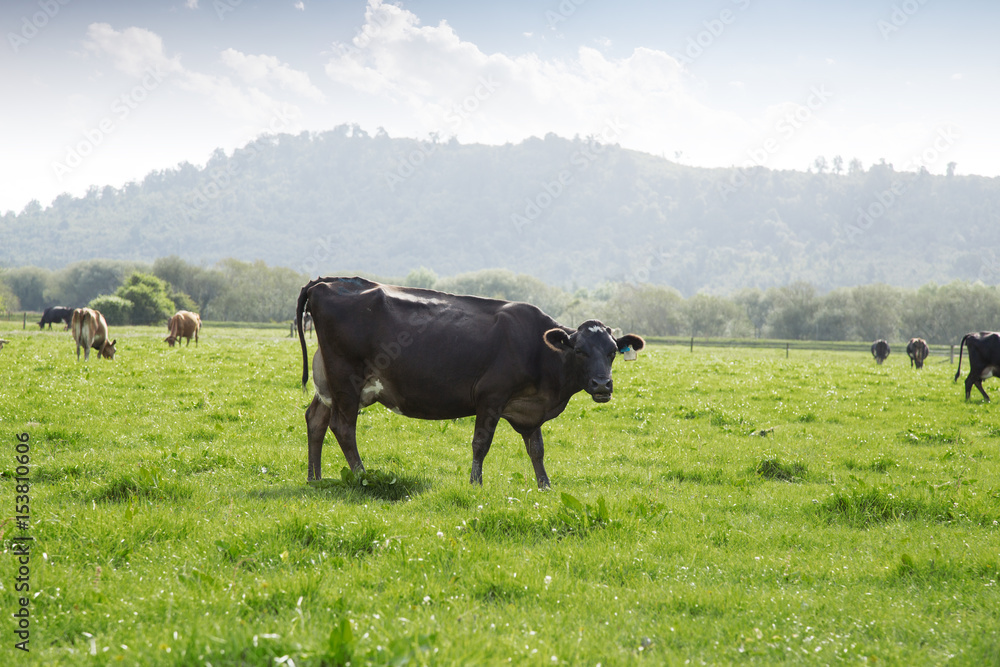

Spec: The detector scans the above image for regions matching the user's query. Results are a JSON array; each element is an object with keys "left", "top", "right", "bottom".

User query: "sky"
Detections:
[{"left": 1, "top": 0, "right": 997, "bottom": 215}]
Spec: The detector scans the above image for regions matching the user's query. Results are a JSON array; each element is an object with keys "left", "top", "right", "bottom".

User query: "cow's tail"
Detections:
[
  {"left": 954, "top": 334, "right": 969, "bottom": 382},
  {"left": 297, "top": 280, "right": 319, "bottom": 389}
]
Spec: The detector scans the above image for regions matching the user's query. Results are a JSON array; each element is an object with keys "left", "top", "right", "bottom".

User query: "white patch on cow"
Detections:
[
  {"left": 388, "top": 406, "right": 404, "bottom": 415},
  {"left": 315, "top": 391, "right": 332, "bottom": 407},
  {"left": 361, "top": 378, "right": 384, "bottom": 403},
  {"left": 981, "top": 366, "right": 999, "bottom": 380},
  {"left": 588, "top": 325, "right": 604, "bottom": 333}
]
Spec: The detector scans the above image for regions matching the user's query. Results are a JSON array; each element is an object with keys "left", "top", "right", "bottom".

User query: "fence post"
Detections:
[
  {"left": 950, "top": 344, "right": 954, "bottom": 364},
  {"left": 23, "top": 312, "right": 26, "bottom": 329},
  {"left": 786, "top": 343, "right": 789, "bottom": 358},
  {"left": 690, "top": 336, "right": 694, "bottom": 353}
]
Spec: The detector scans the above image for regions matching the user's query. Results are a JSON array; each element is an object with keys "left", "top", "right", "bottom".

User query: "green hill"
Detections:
[{"left": 3, "top": 127, "right": 998, "bottom": 294}]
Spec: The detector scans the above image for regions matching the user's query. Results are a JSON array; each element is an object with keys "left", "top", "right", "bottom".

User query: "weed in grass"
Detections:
[
  {"left": 553, "top": 492, "right": 612, "bottom": 536},
  {"left": 755, "top": 457, "right": 807, "bottom": 482},
  {"left": 817, "top": 478, "right": 956, "bottom": 527}
]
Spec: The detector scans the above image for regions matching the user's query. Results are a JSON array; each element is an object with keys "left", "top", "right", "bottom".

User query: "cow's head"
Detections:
[
  {"left": 100, "top": 339, "right": 117, "bottom": 360},
  {"left": 544, "top": 320, "right": 645, "bottom": 403},
  {"left": 164, "top": 335, "right": 177, "bottom": 347}
]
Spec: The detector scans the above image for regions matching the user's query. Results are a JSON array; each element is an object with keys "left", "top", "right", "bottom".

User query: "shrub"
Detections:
[
  {"left": 87, "top": 295, "right": 133, "bottom": 326},
  {"left": 115, "top": 272, "right": 175, "bottom": 325}
]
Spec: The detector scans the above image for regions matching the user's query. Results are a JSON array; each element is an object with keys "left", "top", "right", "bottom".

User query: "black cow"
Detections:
[
  {"left": 38, "top": 306, "right": 74, "bottom": 330},
  {"left": 954, "top": 331, "right": 1000, "bottom": 401},
  {"left": 296, "top": 277, "right": 645, "bottom": 488},
  {"left": 871, "top": 339, "right": 890, "bottom": 364},
  {"left": 906, "top": 337, "right": 929, "bottom": 369}
]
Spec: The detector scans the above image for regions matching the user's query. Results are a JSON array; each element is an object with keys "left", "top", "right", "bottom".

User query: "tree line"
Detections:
[{"left": 2, "top": 258, "right": 998, "bottom": 345}]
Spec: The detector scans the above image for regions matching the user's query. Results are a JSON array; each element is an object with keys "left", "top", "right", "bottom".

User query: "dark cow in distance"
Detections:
[
  {"left": 906, "top": 337, "right": 929, "bottom": 369},
  {"left": 71, "top": 308, "right": 116, "bottom": 361},
  {"left": 165, "top": 310, "right": 201, "bottom": 347},
  {"left": 38, "top": 306, "right": 74, "bottom": 330},
  {"left": 954, "top": 331, "right": 1000, "bottom": 401},
  {"left": 871, "top": 339, "right": 890, "bottom": 364},
  {"left": 297, "top": 276, "right": 645, "bottom": 488}
]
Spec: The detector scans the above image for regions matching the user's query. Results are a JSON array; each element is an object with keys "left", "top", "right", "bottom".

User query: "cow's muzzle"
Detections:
[{"left": 588, "top": 377, "right": 613, "bottom": 402}]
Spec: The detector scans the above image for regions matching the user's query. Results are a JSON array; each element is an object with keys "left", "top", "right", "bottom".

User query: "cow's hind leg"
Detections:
[
  {"left": 305, "top": 394, "right": 330, "bottom": 480},
  {"left": 975, "top": 380, "right": 991, "bottom": 402},
  {"left": 520, "top": 427, "right": 550, "bottom": 489},
  {"left": 327, "top": 395, "right": 364, "bottom": 477}
]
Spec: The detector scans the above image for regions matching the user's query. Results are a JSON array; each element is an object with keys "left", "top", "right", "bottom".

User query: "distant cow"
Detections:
[
  {"left": 871, "top": 339, "right": 890, "bottom": 364},
  {"left": 954, "top": 331, "right": 1000, "bottom": 401},
  {"left": 297, "top": 277, "right": 645, "bottom": 488},
  {"left": 0, "top": 339, "right": 9, "bottom": 351},
  {"left": 71, "top": 308, "right": 116, "bottom": 361},
  {"left": 290, "top": 311, "right": 313, "bottom": 338},
  {"left": 38, "top": 306, "right": 74, "bottom": 330},
  {"left": 906, "top": 338, "right": 929, "bottom": 369},
  {"left": 165, "top": 310, "right": 201, "bottom": 347}
]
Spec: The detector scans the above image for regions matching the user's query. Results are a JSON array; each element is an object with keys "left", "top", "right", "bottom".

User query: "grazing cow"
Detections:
[
  {"left": 38, "top": 306, "right": 74, "bottom": 330},
  {"left": 0, "top": 339, "right": 8, "bottom": 351},
  {"left": 954, "top": 331, "right": 1000, "bottom": 401},
  {"left": 906, "top": 337, "right": 930, "bottom": 369},
  {"left": 290, "top": 311, "right": 313, "bottom": 338},
  {"left": 297, "top": 276, "right": 645, "bottom": 488},
  {"left": 871, "top": 339, "right": 890, "bottom": 365},
  {"left": 71, "top": 308, "right": 116, "bottom": 361},
  {"left": 165, "top": 310, "right": 201, "bottom": 347}
]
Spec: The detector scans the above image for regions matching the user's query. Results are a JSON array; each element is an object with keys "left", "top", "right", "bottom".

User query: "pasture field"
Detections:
[{"left": 1, "top": 325, "right": 999, "bottom": 665}]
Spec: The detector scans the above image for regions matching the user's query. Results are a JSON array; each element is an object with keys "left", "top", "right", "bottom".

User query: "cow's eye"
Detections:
[{"left": 575, "top": 348, "right": 587, "bottom": 357}]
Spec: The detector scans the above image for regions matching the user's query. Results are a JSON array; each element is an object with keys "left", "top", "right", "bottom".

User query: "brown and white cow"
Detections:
[
  {"left": 71, "top": 308, "right": 116, "bottom": 361},
  {"left": 871, "top": 339, "right": 890, "bottom": 364},
  {"left": 297, "top": 276, "right": 645, "bottom": 488},
  {"left": 165, "top": 310, "right": 201, "bottom": 347},
  {"left": 906, "top": 337, "right": 929, "bottom": 369}
]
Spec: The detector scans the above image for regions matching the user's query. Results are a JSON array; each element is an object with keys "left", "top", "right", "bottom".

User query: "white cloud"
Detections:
[
  {"left": 221, "top": 48, "right": 325, "bottom": 101},
  {"left": 185, "top": 0, "right": 199, "bottom": 9},
  {"left": 83, "top": 23, "right": 183, "bottom": 78},
  {"left": 294, "top": 1, "right": 305, "bottom": 10},
  {"left": 83, "top": 24, "right": 303, "bottom": 133},
  {"left": 324, "top": 0, "right": 749, "bottom": 165}
]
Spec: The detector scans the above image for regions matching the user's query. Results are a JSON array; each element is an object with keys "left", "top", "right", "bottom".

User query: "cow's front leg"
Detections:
[
  {"left": 521, "top": 427, "right": 550, "bottom": 489},
  {"left": 305, "top": 394, "right": 331, "bottom": 480},
  {"left": 470, "top": 410, "right": 501, "bottom": 485}
]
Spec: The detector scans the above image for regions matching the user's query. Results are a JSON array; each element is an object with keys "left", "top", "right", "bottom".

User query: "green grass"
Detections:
[{"left": 1, "top": 325, "right": 1000, "bottom": 664}]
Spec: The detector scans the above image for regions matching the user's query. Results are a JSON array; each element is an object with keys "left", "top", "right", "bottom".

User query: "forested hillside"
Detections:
[{"left": 3, "top": 126, "right": 999, "bottom": 294}]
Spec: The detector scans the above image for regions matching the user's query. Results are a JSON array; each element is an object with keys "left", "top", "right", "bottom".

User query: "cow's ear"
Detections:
[
  {"left": 616, "top": 334, "right": 645, "bottom": 352},
  {"left": 544, "top": 328, "right": 573, "bottom": 352}
]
